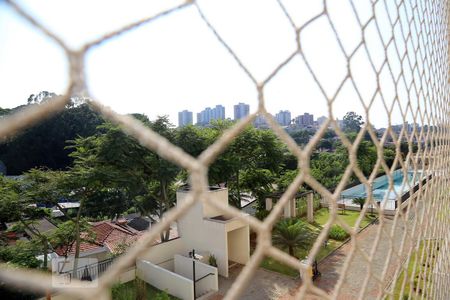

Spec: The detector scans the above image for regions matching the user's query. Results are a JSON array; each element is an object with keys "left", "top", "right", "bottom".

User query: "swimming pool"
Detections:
[{"left": 340, "top": 169, "right": 422, "bottom": 210}]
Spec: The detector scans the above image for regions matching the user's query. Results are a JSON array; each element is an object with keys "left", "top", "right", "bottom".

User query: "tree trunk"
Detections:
[
  {"left": 43, "top": 237, "right": 48, "bottom": 269},
  {"left": 288, "top": 246, "right": 294, "bottom": 257},
  {"left": 73, "top": 197, "right": 85, "bottom": 277},
  {"left": 160, "top": 180, "right": 171, "bottom": 242},
  {"left": 235, "top": 170, "right": 242, "bottom": 209},
  {"left": 360, "top": 203, "right": 363, "bottom": 210}
]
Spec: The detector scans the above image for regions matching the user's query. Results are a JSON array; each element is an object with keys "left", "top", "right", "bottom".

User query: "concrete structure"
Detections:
[
  {"left": 196, "top": 105, "right": 225, "bottom": 125},
  {"left": 197, "top": 107, "right": 212, "bottom": 125},
  {"left": 178, "top": 110, "right": 193, "bottom": 127},
  {"left": 137, "top": 253, "right": 217, "bottom": 300},
  {"left": 283, "top": 198, "right": 297, "bottom": 218},
  {"left": 317, "top": 116, "right": 327, "bottom": 127},
  {"left": 176, "top": 187, "right": 250, "bottom": 277},
  {"left": 295, "top": 113, "right": 314, "bottom": 127},
  {"left": 137, "top": 187, "right": 250, "bottom": 299},
  {"left": 233, "top": 102, "right": 250, "bottom": 120},
  {"left": 306, "top": 193, "right": 314, "bottom": 222},
  {"left": 254, "top": 114, "right": 268, "bottom": 128},
  {"left": 275, "top": 110, "right": 292, "bottom": 126},
  {"left": 212, "top": 105, "right": 225, "bottom": 121},
  {"left": 265, "top": 192, "right": 315, "bottom": 221}
]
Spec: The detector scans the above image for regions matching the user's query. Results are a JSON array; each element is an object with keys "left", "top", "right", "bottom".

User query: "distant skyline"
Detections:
[
  {"left": 0, "top": 0, "right": 422, "bottom": 128},
  {"left": 180, "top": 103, "right": 362, "bottom": 128}
]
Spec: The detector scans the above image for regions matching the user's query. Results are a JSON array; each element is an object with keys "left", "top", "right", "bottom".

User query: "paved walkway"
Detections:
[
  {"left": 283, "top": 215, "right": 413, "bottom": 299},
  {"left": 208, "top": 265, "right": 298, "bottom": 300}
]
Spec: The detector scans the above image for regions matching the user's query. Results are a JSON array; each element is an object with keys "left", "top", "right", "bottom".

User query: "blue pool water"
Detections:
[{"left": 341, "top": 169, "right": 420, "bottom": 202}]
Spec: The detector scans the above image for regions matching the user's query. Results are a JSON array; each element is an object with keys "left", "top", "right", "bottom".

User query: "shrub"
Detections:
[
  {"left": 328, "top": 225, "right": 349, "bottom": 241},
  {"left": 111, "top": 283, "right": 134, "bottom": 300},
  {"left": 255, "top": 209, "right": 270, "bottom": 220},
  {"left": 154, "top": 291, "right": 170, "bottom": 300},
  {"left": 208, "top": 254, "right": 217, "bottom": 267}
]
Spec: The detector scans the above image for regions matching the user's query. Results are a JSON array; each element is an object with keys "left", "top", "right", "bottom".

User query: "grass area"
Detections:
[
  {"left": 391, "top": 241, "right": 439, "bottom": 299},
  {"left": 112, "top": 280, "right": 179, "bottom": 300},
  {"left": 312, "top": 208, "right": 376, "bottom": 229},
  {"left": 259, "top": 208, "right": 376, "bottom": 277},
  {"left": 261, "top": 256, "right": 299, "bottom": 277},
  {"left": 260, "top": 239, "right": 341, "bottom": 277}
]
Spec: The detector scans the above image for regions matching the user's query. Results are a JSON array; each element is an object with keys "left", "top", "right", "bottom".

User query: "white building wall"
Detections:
[
  {"left": 137, "top": 259, "right": 194, "bottom": 300},
  {"left": 177, "top": 190, "right": 229, "bottom": 277},
  {"left": 201, "top": 189, "right": 229, "bottom": 218},
  {"left": 227, "top": 227, "right": 250, "bottom": 265}
]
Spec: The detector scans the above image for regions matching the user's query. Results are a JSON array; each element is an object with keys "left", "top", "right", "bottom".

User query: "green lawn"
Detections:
[
  {"left": 259, "top": 208, "right": 376, "bottom": 277},
  {"left": 112, "top": 280, "right": 179, "bottom": 300},
  {"left": 312, "top": 208, "right": 376, "bottom": 229},
  {"left": 391, "top": 241, "right": 438, "bottom": 299},
  {"left": 260, "top": 239, "right": 341, "bottom": 277}
]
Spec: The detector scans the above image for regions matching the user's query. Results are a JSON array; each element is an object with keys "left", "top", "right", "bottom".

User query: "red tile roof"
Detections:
[
  {"left": 55, "top": 221, "right": 141, "bottom": 256},
  {"left": 54, "top": 221, "right": 178, "bottom": 256}
]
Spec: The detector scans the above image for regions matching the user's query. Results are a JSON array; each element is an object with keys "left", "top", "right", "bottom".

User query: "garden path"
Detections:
[{"left": 282, "top": 215, "right": 412, "bottom": 299}]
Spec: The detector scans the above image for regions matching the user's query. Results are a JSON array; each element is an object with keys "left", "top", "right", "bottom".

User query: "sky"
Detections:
[{"left": 0, "top": 0, "right": 425, "bottom": 128}]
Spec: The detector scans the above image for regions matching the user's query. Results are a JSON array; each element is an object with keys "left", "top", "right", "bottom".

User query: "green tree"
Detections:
[
  {"left": 0, "top": 175, "right": 53, "bottom": 268},
  {"left": 0, "top": 107, "right": 11, "bottom": 117},
  {"left": 209, "top": 124, "right": 284, "bottom": 208},
  {"left": 342, "top": 112, "right": 364, "bottom": 133},
  {"left": 310, "top": 150, "right": 349, "bottom": 189},
  {"left": 272, "top": 218, "right": 313, "bottom": 257},
  {"left": 383, "top": 148, "right": 396, "bottom": 167},
  {"left": 175, "top": 125, "right": 210, "bottom": 158},
  {"left": 49, "top": 219, "right": 95, "bottom": 257},
  {"left": 289, "top": 129, "right": 315, "bottom": 146},
  {"left": 0, "top": 240, "right": 41, "bottom": 268},
  {"left": 68, "top": 116, "right": 179, "bottom": 242},
  {"left": 0, "top": 98, "right": 103, "bottom": 174},
  {"left": 356, "top": 141, "right": 378, "bottom": 176},
  {"left": 352, "top": 197, "right": 366, "bottom": 210}
]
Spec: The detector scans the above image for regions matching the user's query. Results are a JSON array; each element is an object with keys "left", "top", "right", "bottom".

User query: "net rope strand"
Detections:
[{"left": 0, "top": 0, "right": 449, "bottom": 299}]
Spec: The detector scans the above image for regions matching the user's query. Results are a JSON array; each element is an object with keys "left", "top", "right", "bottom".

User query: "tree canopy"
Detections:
[
  {"left": 0, "top": 99, "right": 103, "bottom": 174},
  {"left": 342, "top": 111, "right": 364, "bottom": 133}
]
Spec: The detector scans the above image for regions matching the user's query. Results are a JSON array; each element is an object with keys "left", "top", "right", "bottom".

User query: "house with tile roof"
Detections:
[
  {"left": 53, "top": 218, "right": 178, "bottom": 260},
  {"left": 54, "top": 220, "right": 142, "bottom": 260}
]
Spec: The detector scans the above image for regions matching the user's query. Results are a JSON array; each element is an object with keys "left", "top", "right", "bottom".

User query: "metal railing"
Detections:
[{"left": 62, "top": 258, "right": 114, "bottom": 281}]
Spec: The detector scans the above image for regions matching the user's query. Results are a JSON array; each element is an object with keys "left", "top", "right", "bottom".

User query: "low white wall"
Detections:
[
  {"left": 138, "top": 238, "right": 186, "bottom": 271},
  {"left": 174, "top": 255, "right": 218, "bottom": 297},
  {"left": 117, "top": 267, "right": 135, "bottom": 283},
  {"left": 137, "top": 259, "right": 194, "bottom": 300}
]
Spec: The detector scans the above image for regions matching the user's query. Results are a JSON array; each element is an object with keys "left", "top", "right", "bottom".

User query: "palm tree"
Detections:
[
  {"left": 352, "top": 197, "right": 366, "bottom": 210},
  {"left": 272, "top": 218, "right": 312, "bottom": 258}
]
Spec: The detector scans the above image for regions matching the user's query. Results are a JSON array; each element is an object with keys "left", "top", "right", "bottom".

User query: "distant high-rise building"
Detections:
[
  {"left": 178, "top": 110, "right": 193, "bottom": 127},
  {"left": 234, "top": 102, "right": 250, "bottom": 120},
  {"left": 196, "top": 105, "right": 226, "bottom": 125},
  {"left": 212, "top": 105, "right": 225, "bottom": 121},
  {"left": 317, "top": 116, "right": 327, "bottom": 126},
  {"left": 295, "top": 113, "right": 314, "bottom": 127},
  {"left": 275, "top": 110, "right": 292, "bottom": 126},
  {"left": 254, "top": 114, "right": 269, "bottom": 128}
]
